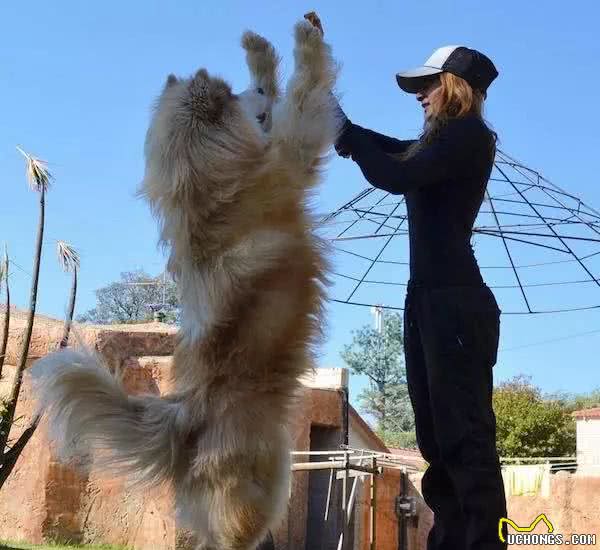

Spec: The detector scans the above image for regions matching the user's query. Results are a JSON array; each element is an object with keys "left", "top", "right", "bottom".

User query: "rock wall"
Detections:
[
  {"left": 408, "top": 471, "right": 600, "bottom": 550},
  {"left": 505, "top": 472, "right": 600, "bottom": 549},
  {"left": 0, "top": 313, "right": 180, "bottom": 548}
]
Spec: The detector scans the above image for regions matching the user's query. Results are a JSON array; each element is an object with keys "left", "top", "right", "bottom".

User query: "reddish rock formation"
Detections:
[{"left": 0, "top": 309, "right": 179, "bottom": 548}]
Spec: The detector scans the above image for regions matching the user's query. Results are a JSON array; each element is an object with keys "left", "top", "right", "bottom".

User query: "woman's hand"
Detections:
[
  {"left": 332, "top": 97, "right": 353, "bottom": 157},
  {"left": 334, "top": 124, "right": 354, "bottom": 158}
]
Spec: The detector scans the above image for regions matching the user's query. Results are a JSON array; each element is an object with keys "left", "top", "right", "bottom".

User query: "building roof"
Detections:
[
  {"left": 348, "top": 405, "right": 389, "bottom": 453},
  {"left": 572, "top": 407, "right": 600, "bottom": 419},
  {"left": 388, "top": 447, "right": 427, "bottom": 469}
]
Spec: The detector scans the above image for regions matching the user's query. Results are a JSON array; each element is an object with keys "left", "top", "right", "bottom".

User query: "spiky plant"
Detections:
[
  {"left": 0, "top": 148, "right": 51, "bottom": 488},
  {"left": 0, "top": 245, "right": 10, "bottom": 379},
  {"left": 56, "top": 240, "right": 79, "bottom": 348},
  {"left": 16, "top": 146, "right": 51, "bottom": 192}
]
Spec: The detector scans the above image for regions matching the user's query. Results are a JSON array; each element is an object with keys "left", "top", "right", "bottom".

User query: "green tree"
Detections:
[
  {"left": 78, "top": 270, "right": 178, "bottom": 324},
  {"left": 568, "top": 389, "right": 600, "bottom": 411},
  {"left": 341, "top": 311, "right": 415, "bottom": 447},
  {"left": 493, "top": 375, "right": 576, "bottom": 458},
  {"left": 547, "top": 388, "right": 600, "bottom": 412},
  {"left": 378, "top": 429, "right": 417, "bottom": 449}
]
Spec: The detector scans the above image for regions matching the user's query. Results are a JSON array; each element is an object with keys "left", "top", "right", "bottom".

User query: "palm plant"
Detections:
[
  {"left": 56, "top": 240, "right": 79, "bottom": 348},
  {"left": 0, "top": 147, "right": 51, "bottom": 488},
  {"left": 0, "top": 245, "right": 9, "bottom": 378}
]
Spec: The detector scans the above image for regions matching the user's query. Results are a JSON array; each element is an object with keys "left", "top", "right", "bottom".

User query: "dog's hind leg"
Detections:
[
  {"left": 269, "top": 20, "right": 344, "bottom": 173},
  {"left": 175, "top": 418, "right": 291, "bottom": 550}
]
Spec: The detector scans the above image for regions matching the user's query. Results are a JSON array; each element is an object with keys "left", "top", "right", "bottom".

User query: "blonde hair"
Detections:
[
  {"left": 429, "top": 72, "right": 485, "bottom": 120},
  {"left": 402, "top": 72, "right": 494, "bottom": 158}
]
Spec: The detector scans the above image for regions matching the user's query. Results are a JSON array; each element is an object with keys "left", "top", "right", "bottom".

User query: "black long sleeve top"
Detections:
[{"left": 336, "top": 115, "right": 495, "bottom": 287}]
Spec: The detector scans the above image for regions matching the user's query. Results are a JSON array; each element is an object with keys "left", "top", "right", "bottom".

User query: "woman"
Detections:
[{"left": 335, "top": 46, "right": 507, "bottom": 550}]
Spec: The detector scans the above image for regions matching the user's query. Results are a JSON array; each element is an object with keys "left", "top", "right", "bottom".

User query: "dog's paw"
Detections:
[
  {"left": 294, "top": 19, "right": 322, "bottom": 48},
  {"left": 241, "top": 31, "right": 271, "bottom": 53}
]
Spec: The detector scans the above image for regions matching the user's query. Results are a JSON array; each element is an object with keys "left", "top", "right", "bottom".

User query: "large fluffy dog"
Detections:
[{"left": 32, "top": 20, "right": 341, "bottom": 550}]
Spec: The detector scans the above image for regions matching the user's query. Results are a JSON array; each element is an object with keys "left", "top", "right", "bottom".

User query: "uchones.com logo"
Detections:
[{"left": 499, "top": 514, "right": 597, "bottom": 545}]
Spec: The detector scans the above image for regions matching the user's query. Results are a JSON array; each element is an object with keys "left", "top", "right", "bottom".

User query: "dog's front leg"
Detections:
[
  {"left": 241, "top": 31, "right": 280, "bottom": 101},
  {"left": 241, "top": 31, "right": 280, "bottom": 131},
  {"left": 269, "top": 20, "right": 343, "bottom": 173}
]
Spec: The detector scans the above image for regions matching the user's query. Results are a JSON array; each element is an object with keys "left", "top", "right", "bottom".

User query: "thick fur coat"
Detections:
[{"left": 31, "top": 20, "right": 342, "bottom": 550}]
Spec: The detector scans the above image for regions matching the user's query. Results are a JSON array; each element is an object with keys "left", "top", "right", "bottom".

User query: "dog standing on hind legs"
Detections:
[{"left": 31, "top": 19, "right": 343, "bottom": 550}]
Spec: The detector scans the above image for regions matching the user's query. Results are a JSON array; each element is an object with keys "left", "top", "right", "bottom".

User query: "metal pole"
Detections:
[
  {"left": 345, "top": 459, "right": 362, "bottom": 523},
  {"left": 371, "top": 305, "right": 383, "bottom": 333},
  {"left": 372, "top": 305, "right": 387, "bottom": 433},
  {"left": 399, "top": 470, "right": 407, "bottom": 550},
  {"left": 342, "top": 388, "right": 349, "bottom": 447},
  {"left": 342, "top": 451, "right": 349, "bottom": 550},
  {"left": 292, "top": 450, "right": 354, "bottom": 456},
  {"left": 336, "top": 458, "right": 363, "bottom": 550},
  {"left": 325, "top": 466, "right": 334, "bottom": 522},
  {"left": 291, "top": 461, "right": 378, "bottom": 474},
  {"left": 370, "top": 456, "right": 377, "bottom": 550}
]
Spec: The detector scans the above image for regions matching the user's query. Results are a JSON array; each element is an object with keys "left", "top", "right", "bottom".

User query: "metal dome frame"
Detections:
[{"left": 318, "top": 150, "right": 600, "bottom": 315}]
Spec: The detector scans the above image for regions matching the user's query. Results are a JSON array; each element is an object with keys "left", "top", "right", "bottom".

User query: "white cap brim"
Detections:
[{"left": 396, "top": 66, "right": 443, "bottom": 93}]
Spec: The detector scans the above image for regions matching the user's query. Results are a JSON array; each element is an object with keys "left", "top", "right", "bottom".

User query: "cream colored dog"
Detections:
[{"left": 32, "top": 19, "right": 342, "bottom": 550}]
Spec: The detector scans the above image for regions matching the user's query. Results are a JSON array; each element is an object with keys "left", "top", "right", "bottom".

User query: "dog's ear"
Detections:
[
  {"left": 193, "top": 68, "right": 210, "bottom": 83},
  {"left": 189, "top": 69, "right": 232, "bottom": 124},
  {"left": 165, "top": 74, "right": 179, "bottom": 89}
]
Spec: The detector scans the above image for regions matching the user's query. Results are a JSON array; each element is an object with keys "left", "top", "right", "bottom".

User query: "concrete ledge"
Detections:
[{"left": 300, "top": 367, "right": 349, "bottom": 390}]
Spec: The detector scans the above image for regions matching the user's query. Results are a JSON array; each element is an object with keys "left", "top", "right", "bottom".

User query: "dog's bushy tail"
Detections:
[{"left": 31, "top": 349, "right": 187, "bottom": 486}]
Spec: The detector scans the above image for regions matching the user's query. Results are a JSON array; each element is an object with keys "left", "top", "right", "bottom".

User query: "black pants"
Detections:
[
  {"left": 256, "top": 531, "right": 275, "bottom": 550},
  {"left": 404, "top": 284, "right": 507, "bottom": 550}
]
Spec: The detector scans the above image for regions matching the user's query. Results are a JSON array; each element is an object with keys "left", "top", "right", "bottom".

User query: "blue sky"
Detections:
[{"left": 1, "top": 0, "right": 600, "bottom": 407}]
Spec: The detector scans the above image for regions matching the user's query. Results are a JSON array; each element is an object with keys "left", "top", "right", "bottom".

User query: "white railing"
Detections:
[
  {"left": 500, "top": 456, "right": 577, "bottom": 472},
  {"left": 290, "top": 446, "right": 420, "bottom": 550}
]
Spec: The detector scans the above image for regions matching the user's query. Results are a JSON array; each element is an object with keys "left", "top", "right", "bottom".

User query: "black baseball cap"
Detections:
[{"left": 396, "top": 45, "right": 498, "bottom": 94}]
